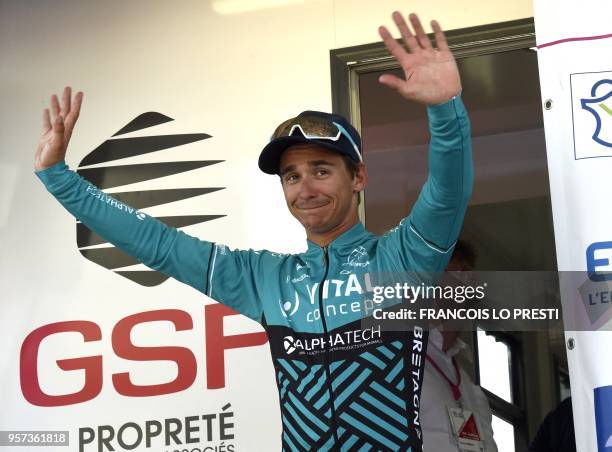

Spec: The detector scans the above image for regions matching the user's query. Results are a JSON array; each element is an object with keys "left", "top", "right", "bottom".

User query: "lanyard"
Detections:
[{"left": 426, "top": 354, "right": 462, "bottom": 401}]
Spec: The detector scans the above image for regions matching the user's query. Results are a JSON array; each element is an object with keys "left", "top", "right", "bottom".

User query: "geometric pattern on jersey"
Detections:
[{"left": 277, "top": 341, "right": 414, "bottom": 451}]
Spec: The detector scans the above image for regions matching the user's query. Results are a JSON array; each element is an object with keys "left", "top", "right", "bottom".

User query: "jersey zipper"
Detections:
[{"left": 318, "top": 246, "right": 340, "bottom": 448}]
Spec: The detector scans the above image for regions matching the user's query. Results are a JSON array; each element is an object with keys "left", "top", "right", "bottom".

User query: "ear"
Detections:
[{"left": 352, "top": 163, "right": 367, "bottom": 193}]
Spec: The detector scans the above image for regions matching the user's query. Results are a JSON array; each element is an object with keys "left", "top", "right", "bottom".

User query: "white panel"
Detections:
[{"left": 534, "top": 1, "right": 612, "bottom": 451}]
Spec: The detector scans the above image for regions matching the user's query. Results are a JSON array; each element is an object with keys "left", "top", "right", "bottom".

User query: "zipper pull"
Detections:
[{"left": 322, "top": 246, "right": 328, "bottom": 266}]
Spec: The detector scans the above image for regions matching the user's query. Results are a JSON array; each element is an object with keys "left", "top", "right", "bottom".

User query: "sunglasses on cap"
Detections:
[{"left": 271, "top": 114, "right": 362, "bottom": 161}]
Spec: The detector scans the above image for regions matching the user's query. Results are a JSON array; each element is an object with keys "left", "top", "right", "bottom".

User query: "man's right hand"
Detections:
[{"left": 34, "top": 86, "right": 83, "bottom": 171}]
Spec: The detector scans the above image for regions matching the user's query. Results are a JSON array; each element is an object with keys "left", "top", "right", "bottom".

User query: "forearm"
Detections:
[
  {"left": 35, "top": 160, "right": 211, "bottom": 292},
  {"left": 410, "top": 95, "right": 473, "bottom": 250}
]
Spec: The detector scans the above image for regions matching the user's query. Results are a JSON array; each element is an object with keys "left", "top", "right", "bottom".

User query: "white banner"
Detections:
[{"left": 534, "top": 1, "right": 612, "bottom": 451}]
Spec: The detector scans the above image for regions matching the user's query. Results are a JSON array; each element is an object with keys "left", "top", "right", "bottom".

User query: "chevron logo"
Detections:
[{"left": 75, "top": 112, "right": 225, "bottom": 287}]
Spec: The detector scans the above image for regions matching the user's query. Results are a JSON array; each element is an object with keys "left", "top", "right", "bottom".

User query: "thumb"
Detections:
[{"left": 378, "top": 74, "right": 403, "bottom": 92}]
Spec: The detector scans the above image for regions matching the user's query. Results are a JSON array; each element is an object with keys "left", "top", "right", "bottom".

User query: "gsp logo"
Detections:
[
  {"left": 587, "top": 242, "right": 612, "bottom": 281},
  {"left": 594, "top": 385, "right": 612, "bottom": 451}
]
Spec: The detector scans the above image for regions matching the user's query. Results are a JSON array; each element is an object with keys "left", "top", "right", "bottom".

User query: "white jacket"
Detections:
[{"left": 421, "top": 328, "right": 499, "bottom": 452}]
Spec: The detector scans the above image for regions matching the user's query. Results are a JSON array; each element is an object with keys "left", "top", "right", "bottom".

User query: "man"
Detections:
[
  {"left": 421, "top": 240, "right": 498, "bottom": 452},
  {"left": 34, "top": 11, "right": 472, "bottom": 451}
]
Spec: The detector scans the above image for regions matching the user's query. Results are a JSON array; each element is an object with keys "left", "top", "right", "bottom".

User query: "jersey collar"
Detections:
[{"left": 305, "top": 221, "right": 371, "bottom": 253}]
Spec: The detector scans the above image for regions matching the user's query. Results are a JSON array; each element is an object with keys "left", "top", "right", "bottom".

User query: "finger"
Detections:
[
  {"left": 50, "top": 94, "right": 60, "bottom": 120},
  {"left": 378, "top": 25, "right": 409, "bottom": 65},
  {"left": 53, "top": 114, "right": 65, "bottom": 137},
  {"left": 392, "top": 11, "right": 420, "bottom": 53},
  {"left": 71, "top": 91, "right": 83, "bottom": 118},
  {"left": 409, "top": 13, "right": 432, "bottom": 50},
  {"left": 61, "top": 86, "right": 71, "bottom": 117},
  {"left": 431, "top": 20, "right": 450, "bottom": 52},
  {"left": 42, "top": 108, "right": 51, "bottom": 133},
  {"left": 65, "top": 91, "right": 84, "bottom": 132},
  {"left": 378, "top": 73, "right": 405, "bottom": 92}
]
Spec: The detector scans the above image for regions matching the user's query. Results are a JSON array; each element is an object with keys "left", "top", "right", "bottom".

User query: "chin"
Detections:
[
  {"left": 295, "top": 213, "right": 325, "bottom": 230},
  {"left": 305, "top": 219, "right": 337, "bottom": 235},
  {"left": 302, "top": 221, "right": 323, "bottom": 233}
]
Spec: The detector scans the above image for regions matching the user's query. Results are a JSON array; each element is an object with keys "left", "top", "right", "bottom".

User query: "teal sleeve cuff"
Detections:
[
  {"left": 427, "top": 95, "right": 467, "bottom": 122},
  {"left": 35, "top": 160, "right": 69, "bottom": 186}
]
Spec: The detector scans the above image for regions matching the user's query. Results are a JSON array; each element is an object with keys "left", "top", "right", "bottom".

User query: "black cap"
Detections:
[{"left": 258, "top": 110, "right": 362, "bottom": 175}]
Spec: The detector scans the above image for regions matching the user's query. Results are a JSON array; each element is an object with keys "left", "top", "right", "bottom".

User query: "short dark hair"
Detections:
[
  {"left": 341, "top": 154, "right": 360, "bottom": 179},
  {"left": 341, "top": 154, "right": 363, "bottom": 205},
  {"left": 451, "top": 239, "right": 477, "bottom": 268}
]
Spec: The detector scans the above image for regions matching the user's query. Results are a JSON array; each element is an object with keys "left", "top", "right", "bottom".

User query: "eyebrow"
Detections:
[{"left": 280, "top": 159, "right": 336, "bottom": 176}]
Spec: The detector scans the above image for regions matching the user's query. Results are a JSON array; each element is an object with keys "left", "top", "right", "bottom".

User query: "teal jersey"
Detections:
[{"left": 36, "top": 96, "right": 472, "bottom": 451}]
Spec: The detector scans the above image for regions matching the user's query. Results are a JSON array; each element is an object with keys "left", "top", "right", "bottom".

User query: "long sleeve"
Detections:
[
  {"left": 36, "top": 160, "right": 264, "bottom": 322},
  {"left": 379, "top": 95, "right": 473, "bottom": 273}
]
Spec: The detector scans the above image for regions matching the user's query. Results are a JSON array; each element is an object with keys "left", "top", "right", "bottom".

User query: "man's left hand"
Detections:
[{"left": 378, "top": 12, "right": 461, "bottom": 106}]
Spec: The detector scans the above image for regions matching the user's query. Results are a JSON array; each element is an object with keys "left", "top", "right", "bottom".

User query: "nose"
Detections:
[{"left": 298, "top": 175, "right": 317, "bottom": 199}]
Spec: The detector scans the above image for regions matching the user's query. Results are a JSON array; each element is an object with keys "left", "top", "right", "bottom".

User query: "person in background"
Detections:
[
  {"left": 421, "top": 240, "right": 499, "bottom": 452},
  {"left": 528, "top": 397, "right": 576, "bottom": 452}
]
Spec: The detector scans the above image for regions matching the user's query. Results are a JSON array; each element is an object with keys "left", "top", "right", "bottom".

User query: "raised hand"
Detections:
[
  {"left": 34, "top": 86, "right": 83, "bottom": 171},
  {"left": 378, "top": 12, "right": 461, "bottom": 105}
]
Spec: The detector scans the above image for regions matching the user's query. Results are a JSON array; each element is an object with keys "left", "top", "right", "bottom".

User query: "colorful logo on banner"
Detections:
[
  {"left": 75, "top": 113, "right": 225, "bottom": 287},
  {"left": 587, "top": 242, "right": 612, "bottom": 282},
  {"left": 571, "top": 71, "right": 612, "bottom": 159},
  {"left": 579, "top": 242, "right": 612, "bottom": 325},
  {"left": 594, "top": 385, "right": 612, "bottom": 451}
]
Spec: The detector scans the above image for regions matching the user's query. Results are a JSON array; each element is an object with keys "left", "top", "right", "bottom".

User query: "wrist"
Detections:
[
  {"left": 35, "top": 159, "right": 67, "bottom": 174},
  {"left": 427, "top": 95, "right": 466, "bottom": 122},
  {"left": 430, "top": 90, "right": 462, "bottom": 107}
]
